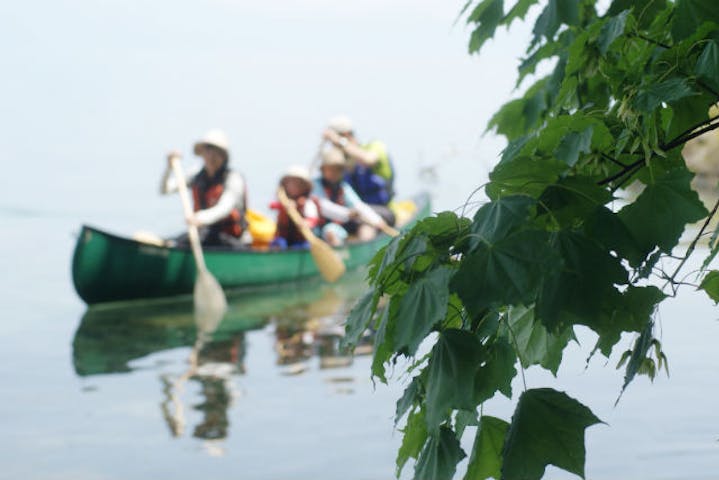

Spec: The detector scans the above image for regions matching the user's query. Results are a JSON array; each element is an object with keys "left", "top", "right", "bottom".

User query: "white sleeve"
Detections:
[
  {"left": 302, "top": 198, "right": 319, "bottom": 220},
  {"left": 160, "top": 164, "right": 202, "bottom": 194},
  {"left": 355, "top": 201, "right": 383, "bottom": 227},
  {"left": 194, "top": 172, "right": 245, "bottom": 226},
  {"left": 317, "top": 198, "right": 351, "bottom": 223}
]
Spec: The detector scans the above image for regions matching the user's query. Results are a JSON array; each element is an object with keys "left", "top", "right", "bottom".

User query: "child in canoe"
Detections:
[{"left": 269, "top": 166, "right": 320, "bottom": 249}]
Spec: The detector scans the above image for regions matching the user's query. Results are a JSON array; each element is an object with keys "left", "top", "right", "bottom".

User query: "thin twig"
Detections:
[
  {"left": 663, "top": 196, "right": 719, "bottom": 291},
  {"left": 601, "top": 152, "right": 628, "bottom": 167}
]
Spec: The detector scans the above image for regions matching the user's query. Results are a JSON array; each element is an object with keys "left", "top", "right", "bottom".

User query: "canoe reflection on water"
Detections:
[{"left": 72, "top": 270, "right": 373, "bottom": 448}]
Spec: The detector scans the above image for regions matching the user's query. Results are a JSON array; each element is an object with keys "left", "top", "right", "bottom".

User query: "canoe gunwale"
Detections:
[{"left": 72, "top": 192, "right": 430, "bottom": 305}]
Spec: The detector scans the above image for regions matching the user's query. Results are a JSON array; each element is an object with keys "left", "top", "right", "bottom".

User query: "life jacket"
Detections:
[
  {"left": 275, "top": 196, "right": 320, "bottom": 246},
  {"left": 346, "top": 140, "right": 395, "bottom": 205},
  {"left": 316, "top": 180, "right": 347, "bottom": 228},
  {"left": 191, "top": 166, "right": 247, "bottom": 238}
]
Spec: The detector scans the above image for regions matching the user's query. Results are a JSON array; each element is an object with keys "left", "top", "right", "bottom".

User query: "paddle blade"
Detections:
[
  {"left": 309, "top": 238, "right": 346, "bottom": 283},
  {"left": 194, "top": 269, "right": 228, "bottom": 317}
]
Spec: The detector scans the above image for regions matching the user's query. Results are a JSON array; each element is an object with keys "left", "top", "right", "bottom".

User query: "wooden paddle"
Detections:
[
  {"left": 376, "top": 222, "right": 400, "bottom": 237},
  {"left": 277, "top": 187, "right": 346, "bottom": 283},
  {"left": 170, "top": 156, "right": 228, "bottom": 316}
]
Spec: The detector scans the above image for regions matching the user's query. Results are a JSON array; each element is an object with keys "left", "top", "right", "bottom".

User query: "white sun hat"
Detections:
[
  {"left": 194, "top": 129, "right": 230, "bottom": 156},
  {"left": 327, "top": 114, "right": 353, "bottom": 134},
  {"left": 320, "top": 146, "right": 347, "bottom": 167},
  {"left": 281, "top": 165, "right": 312, "bottom": 188}
]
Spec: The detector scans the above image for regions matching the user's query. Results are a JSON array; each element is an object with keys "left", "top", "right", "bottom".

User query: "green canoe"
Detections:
[{"left": 72, "top": 192, "right": 430, "bottom": 305}]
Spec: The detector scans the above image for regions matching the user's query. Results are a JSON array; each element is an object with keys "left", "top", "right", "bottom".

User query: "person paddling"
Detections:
[
  {"left": 161, "top": 130, "right": 250, "bottom": 248},
  {"left": 312, "top": 147, "right": 389, "bottom": 246},
  {"left": 269, "top": 166, "right": 320, "bottom": 249},
  {"left": 322, "top": 114, "right": 396, "bottom": 227}
]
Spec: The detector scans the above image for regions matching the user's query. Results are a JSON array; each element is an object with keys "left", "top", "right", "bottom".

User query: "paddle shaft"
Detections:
[
  {"left": 277, "top": 188, "right": 318, "bottom": 242},
  {"left": 170, "top": 157, "right": 208, "bottom": 273}
]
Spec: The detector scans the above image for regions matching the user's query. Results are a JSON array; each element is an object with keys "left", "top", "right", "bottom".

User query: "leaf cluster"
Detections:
[{"left": 345, "top": 1, "right": 719, "bottom": 479}]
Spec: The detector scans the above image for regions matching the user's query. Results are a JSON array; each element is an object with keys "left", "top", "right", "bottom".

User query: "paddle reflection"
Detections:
[{"left": 72, "top": 270, "right": 371, "bottom": 449}]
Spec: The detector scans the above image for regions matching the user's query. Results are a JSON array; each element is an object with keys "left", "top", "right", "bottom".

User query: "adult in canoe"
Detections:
[
  {"left": 312, "top": 146, "right": 389, "bottom": 246},
  {"left": 322, "top": 114, "right": 396, "bottom": 227},
  {"left": 160, "top": 129, "right": 250, "bottom": 248}
]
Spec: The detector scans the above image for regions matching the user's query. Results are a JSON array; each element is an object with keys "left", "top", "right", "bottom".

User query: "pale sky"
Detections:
[{"left": 1, "top": 0, "right": 538, "bottom": 231}]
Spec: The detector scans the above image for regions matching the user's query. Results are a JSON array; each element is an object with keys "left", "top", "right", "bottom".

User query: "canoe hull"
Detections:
[{"left": 72, "top": 193, "right": 430, "bottom": 304}]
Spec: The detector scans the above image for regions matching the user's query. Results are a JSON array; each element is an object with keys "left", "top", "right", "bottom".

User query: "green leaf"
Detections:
[
  {"left": 394, "top": 266, "right": 454, "bottom": 356},
  {"left": 538, "top": 177, "right": 613, "bottom": 228},
  {"left": 341, "top": 290, "right": 377, "bottom": 350},
  {"left": 633, "top": 77, "right": 697, "bottom": 113},
  {"left": 671, "top": 0, "right": 719, "bottom": 42},
  {"left": 618, "top": 168, "right": 708, "bottom": 258},
  {"left": 455, "top": 409, "right": 480, "bottom": 438},
  {"left": 555, "top": 126, "right": 594, "bottom": 167},
  {"left": 452, "top": 230, "right": 554, "bottom": 317},
  {"left": 607, "top": 0, "right": 667, "bottom": 29},
  {"left": 487, "top": 154, "right": 568, "bottom": 200},
  {"left": 598, "top": 10, "right": 629, "bottom": 55},
  {"left": 416, "top": 211, "right": 471, "bottom": 251},
  {"left": 470, "top": 195, "right": 535, "bottom": 249},
  {"left": 532, "top": 0, "right": 580, "bottom": 43},
  {"left": 536, "top": 230, "right": 628, "bottom": 331},
  {"left": 502, "top": 388, "right": 603, "bottom": 480},
  {"left": 503, "top": 305, "right": 572, "bottom": 375},
  {"left": 371, "top": 306, "right": 393, "bottom": 383},
  {"left": 592, "top": 285, "right": 666, "bottom": 356},
  {"left": 666, "top": 91, "right": 713, "bottom": 143},
  {"left": 368, "top": 235, "right": 400, "bottom": 281},
  {"left": 695, "top": 40, "right": 719, "bottom": 93},
  {"left": 474, "top": 338, "right": 517, "bottom": 403},
  {"left": 425, "top": 329, "right": 485, "bottom": 432},
  {"left": 468, "top": 0, "right": 504, "bottom": 54},
  {"left": 396, "top": 375, "right": 423, "bottom": 424},
  {"left": 464, "top": 416, "right": 509, "bottom": 480},
  {"left": 504, "top": 0, "right": 540, "bottom": 26},
  {"left": 699, "top": 270, "right": 719, "bottom": 303},
  {"left": 414, "top": 426, "right": 467, "bottom": 480},
  {"left": 584, "top": 206, "right": 644, "bottom": 267},
  {"left": 620, "top": 320, "right": 655, "bottom": 394},
  {"left": 397, "top": 407, "right": 429, "bottom": 478}
]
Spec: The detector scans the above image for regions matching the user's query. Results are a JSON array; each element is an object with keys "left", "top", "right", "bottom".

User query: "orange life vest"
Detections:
[
  {"left": 316, "top": 182, "right": 346, "bottom": 228},
  {"left": 191, "top": 169, "right": 247, "bottom": 238},
  {"left": 275, "top": 196, "right": 319, "bottom": 245}
]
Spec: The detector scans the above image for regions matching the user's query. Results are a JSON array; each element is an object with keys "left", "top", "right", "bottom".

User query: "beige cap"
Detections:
[
  {"left": 281, "top": 165, "right": 312, "bottom": 188},
  {"left": 327, "top": 114, "right": 353, "bottom": 134},
  {"left": 320, "top": 146, "right": 347, "bottom": 167},
  {"left": 194, "top": 129, "right": 230, "bottom": 156}
]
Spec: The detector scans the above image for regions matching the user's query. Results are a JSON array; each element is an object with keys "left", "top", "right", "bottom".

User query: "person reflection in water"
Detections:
[
  {"left": 161, "top": 332, "right": 246, "bottom": 455},
  {"left": 272, "top": 289, "right": 376, "bottom": 374}
]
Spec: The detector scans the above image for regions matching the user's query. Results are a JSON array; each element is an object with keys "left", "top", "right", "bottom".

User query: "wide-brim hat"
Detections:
[
  {"left": 327, "top": 114, "right": 353, "bottom": 134},
  {"left": 194, "top": 129, "right": 230, "bottom": 156},
  {"left": 281, "top": 165, "right": 312, "bottom": 189},
  {"left": 320, "top": 146, "right": 347, "bottom": 168}
]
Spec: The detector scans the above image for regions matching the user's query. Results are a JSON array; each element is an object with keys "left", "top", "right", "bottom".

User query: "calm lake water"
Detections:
[{"left": 2, "top": 1, "right": 718, "bottom": 478}]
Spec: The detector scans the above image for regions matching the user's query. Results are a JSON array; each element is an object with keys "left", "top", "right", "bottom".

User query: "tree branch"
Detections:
[
  {"left": 663, "top": 195, "right": 719, "bottom": 291},
  {"left": 630, "top": 32, "right": 671, "bottom": 50},
  {"left": 601, "top": 152, "right": 628, "bottom": 167},
  {"left": 598, "top": 158, "right": 644, "bottom": 186},
  {"left": 661, "top": 115, "right": 719, "bottom": 152}
]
